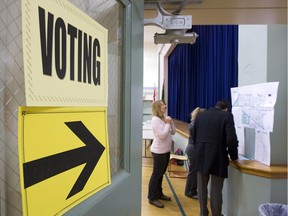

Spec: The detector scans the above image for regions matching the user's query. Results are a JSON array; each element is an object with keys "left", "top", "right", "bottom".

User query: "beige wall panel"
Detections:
[
  {"left": 144, "top": 0, "right": 287, "bottom": 24},
  {"left": 184, "top": 9, "right": 287, "bottom": 25}
]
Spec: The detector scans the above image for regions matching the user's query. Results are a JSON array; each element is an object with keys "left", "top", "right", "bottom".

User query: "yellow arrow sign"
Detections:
[{"left": 18, "top": 107, "right": 111, "bottom": 216}]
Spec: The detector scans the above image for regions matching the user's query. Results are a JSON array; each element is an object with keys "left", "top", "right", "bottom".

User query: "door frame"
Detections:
[{"left": 64, "top": 0, "right": 144, "bottom": 215}]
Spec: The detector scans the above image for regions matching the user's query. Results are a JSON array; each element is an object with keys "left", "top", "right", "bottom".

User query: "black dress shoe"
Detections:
[
  {"left": 159, "top": 194, "right": 171, "bottom": 201},
  {"left": 149, "top": 199, "right": 164, "bottom": 208},
  {"left": 192, "top": 194, "right": 198, "bottom": 199},
  {"left": 185, "top": 193, "right": 198, "bottom": 199}
]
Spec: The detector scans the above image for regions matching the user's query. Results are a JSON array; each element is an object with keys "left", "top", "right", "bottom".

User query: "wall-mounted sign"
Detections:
[
  {"left": 18, "top": 107, "right": 111, "bottom": 216},
  {"left": 22, "top": 0, "right": 108, "bottom": 106}
]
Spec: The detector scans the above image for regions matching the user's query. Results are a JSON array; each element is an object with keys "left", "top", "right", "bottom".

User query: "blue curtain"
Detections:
[{"left": 168, "top": 25, "right": 238, "bottom": 122}]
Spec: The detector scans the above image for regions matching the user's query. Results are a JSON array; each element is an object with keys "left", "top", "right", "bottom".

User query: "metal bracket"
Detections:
[
  {"left": 144, "top": 2, "right": 192, "bottom": 30},
  {"left": 144, "top": 1, "right": 200, "bottom": 44}
]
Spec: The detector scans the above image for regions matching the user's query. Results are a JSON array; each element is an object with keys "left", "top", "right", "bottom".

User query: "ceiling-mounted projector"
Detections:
[{"left": 154, "top": 31, "right": 198, "bottom": 44}]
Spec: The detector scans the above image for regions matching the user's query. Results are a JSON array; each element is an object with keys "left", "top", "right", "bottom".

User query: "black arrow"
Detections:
[{"left": 23, "top": 121, "right": 105, "bottom": 199}]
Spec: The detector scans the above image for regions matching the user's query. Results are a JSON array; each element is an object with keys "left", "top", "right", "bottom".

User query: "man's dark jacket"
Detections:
[{"left": 192, "top": 107, "right": 238, "bottom": 178}]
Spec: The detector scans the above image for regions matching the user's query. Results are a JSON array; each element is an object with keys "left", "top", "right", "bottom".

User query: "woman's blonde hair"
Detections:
[
  {"left": 191, "top": 107, "right": 205, "bottom": 121},
  {"left": 152, "top": 100, "right": 165, "bottom": 119}
]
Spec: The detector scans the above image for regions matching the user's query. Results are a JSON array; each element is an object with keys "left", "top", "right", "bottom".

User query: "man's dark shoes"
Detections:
[
  {"left": 185, "top": 193, "right": 198, "bottom": 199},
  {"left": 149, "top": 199, "right": 164, "bottom": 208},
  {"left": 192, "top": 194, "right": 198, "bottom": 199},
  {"left": 159, "top": 194, "right": 171, "bottom": 201}
]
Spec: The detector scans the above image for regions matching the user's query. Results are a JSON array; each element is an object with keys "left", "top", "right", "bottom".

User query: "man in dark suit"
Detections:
[{"left": 192, "top": 99, "right": 238, "bottom": 216}]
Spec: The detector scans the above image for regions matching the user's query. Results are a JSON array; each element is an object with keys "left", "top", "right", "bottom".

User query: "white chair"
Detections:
[{"left": 168, "top": 153, "right": 189, "bottom": 178}]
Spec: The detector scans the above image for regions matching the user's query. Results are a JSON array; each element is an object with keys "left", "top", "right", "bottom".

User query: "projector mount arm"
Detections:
[
  {"left": 144, "top": 1, "right": 199, "bottom": 44},
  {"left": 144, "top": 2, "right": 192, "bottom": 30}
]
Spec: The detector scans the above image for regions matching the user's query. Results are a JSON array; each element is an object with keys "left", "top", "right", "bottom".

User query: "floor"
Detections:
[{"left": 141, "top": 157, "right": 209, "bottom": 216}]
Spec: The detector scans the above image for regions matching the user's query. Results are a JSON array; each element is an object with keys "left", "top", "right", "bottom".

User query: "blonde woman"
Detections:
[
  {"left": 185, "top": 107, "right": 206, "bottom": 199},
  {"left": 148, "top": 100, "right": 176, "bottom": 208}
]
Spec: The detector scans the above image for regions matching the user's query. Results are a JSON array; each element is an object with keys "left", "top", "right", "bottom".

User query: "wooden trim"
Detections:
[
  {"left": 174, "top": 119, "right": 189, "bottom": 138},
  {"left": 230, "top": 160, "right": 288, "bottom": 179},
  {"left": 176, "top": 129, "right": 189, "bottom": 138},
  {"left": 173, "top": 119, "right": 288, "bottom": 179}
]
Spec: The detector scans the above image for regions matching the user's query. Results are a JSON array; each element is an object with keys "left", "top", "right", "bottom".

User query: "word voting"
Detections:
[{"left": 38, "top": 7, "right": 101, "bottom": 86}]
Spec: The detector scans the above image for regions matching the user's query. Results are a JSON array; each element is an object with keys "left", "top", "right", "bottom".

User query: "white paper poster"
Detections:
[
  {"left": 255, "top": 130, "right": 270, "bottom": 166},
  {"left": 231, "top": 82, "right": 279, "bottom": 132},
  {"left": 235, "top": 125, "right": 245, "bottom": 155},
  {"left": 231, "top": 82, "right": 279, "bottom": 165}
]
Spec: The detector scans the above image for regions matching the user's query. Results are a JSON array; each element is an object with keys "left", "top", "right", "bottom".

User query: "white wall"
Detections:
[
  {"left": 238, "top": 25, "right": 268, "bottom": 86},
  {"left": 143, "top": 42, "right": 159, "bottom": 88},
  {"left": 223, "top": 25, "right": 287, "bottom": 216},
  {"left": 143, "top": 26, "right": 165, "bottom": 90}
]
